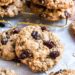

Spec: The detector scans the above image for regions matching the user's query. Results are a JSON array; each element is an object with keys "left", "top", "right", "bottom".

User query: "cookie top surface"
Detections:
[
  {"left": 0, "top": 68, "right": 17, "bottom": 75},
  {"left": 49, "top": 69, "right": 75, "bottom": 75},
  {"left": 30, "top": 3, "right": 73, "bottom": 21},
  {"left": 0, "top": 28, "right": 20, "bottom": 60},
  {"left": 15, "top": 26, "right": 64, "bottom": 72},
  {"left": 31, "top": 0, "right": 74, "bottom": 9},
  {"left": 0, "top": 0, "right": 14, "bottom": 6},
  {"left": 0, "top": 0, "right": 25, "bottom": 17},
  {"left": 69, "top": 22, "right": 75, "bottom": 36}
]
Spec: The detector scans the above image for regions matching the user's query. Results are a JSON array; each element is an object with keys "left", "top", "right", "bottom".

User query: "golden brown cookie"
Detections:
[
  {"left": 15, "top": 26, "right": 64, "bottom": 72},
  {"left": 0, "top": 0, "right": 25, "bottom": 17},
  {"left": 69, "top": 22, "right": 75, "bottom": 36},
  {"left": 31, "top": 0, "right": 74, "bottom": 9},
  {"left": 30, "top": 3, "right": 73, "bottom": 21},
  {"left": 0, "top": 68, "right": 17, "bottom": 75},
  {"left": 26, "top": 0, "right": 74, "bottom": 21},
  {"left": 0, "top": 28, "right": 20, "bottom": 60},
  {"left": 0, "top": 0, "right": 14, "bottom": 6}
]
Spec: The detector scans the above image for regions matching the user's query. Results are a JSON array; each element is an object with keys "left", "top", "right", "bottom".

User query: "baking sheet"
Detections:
[{"left": 0, "top": 14, "right": 75, "bottom": 75}]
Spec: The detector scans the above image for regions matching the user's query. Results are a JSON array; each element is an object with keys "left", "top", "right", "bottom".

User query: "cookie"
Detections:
[
  {"left": 0, "top": 0, "right": 25, "bottom": 17},
  {"left": 69, "top": 22, "right": 75, "bottom": 36},
  {"left": 15, "top": 26, "right": 64, "bottom": 72},
  {"left": 0, "top": 28, "right": 20, "bottom": 60},
  {"left": 31, "top": 0, "right": 74, "bottom": 9},
  {"left": 49, "top": 69, "right": 75, "bottom": 75},
  {"left": 26, "top": 0, "right": 74, "bottom": 21},
  {"left": 30, "top": 3, "right": 72, "bottom": 21},
  {"left": 0, "top": 68, "right": 17, "bottom": 75},
  {"left": 0, "top": 0, "right": 14, "bottom": 6}
]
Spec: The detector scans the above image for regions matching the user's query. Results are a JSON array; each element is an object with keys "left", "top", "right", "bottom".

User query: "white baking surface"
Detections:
[{"left": 0, "top": 16, "right": 75, "bottom": 75}]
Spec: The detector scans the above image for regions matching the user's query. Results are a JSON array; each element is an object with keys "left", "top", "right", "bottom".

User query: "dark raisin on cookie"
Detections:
[
  {"left": 64, "top": 11, "right": 71, "bottom": 24},
  {"left": 48, "top": 9, "right": 55, "bottom": 12},
  {"left": 59, "top": 15, "right": 64, "bottom": 19},
  {"left": 12, "top": 43, "right": 15, "bottom": 49},
  {"left": 2, "top": 6, "right": 7, "bottom": 9},
  {"left": 64, "top": 11, "right": 71, "bottom": 18},
  {"left": 34, "top": 4, "right": 46, "bottom": 10},
  {"left": 31, "top": 31, "right": 41, "bottom": 40},
  {"left": 41, "top": 26, "right": 47, "bottom": 31},
  {"left": 5, "top": 33, "right": 10, "bottom": 39},
  {"left": 5, "top": 31, "right": 9, "bottom": 35},
  {"left": 20, "top": 50, "right": 33, "bottom": 59},
  {"left": 1, "top": 37, "right": 8, "bottom": 45},
  {"left": 49, "top": 51, "right": 60, "bottom": 59},
  {"left": 12, "top": 28, "right": 20, "bottom": 34},
  {"left": 26, "top": 1, "right": 31, "bottom": 8},
  {"left": 53, "top": 0, "right": 56, "bottom": 2},
  {"left": 43, "top": 41, "right": 56, "bottom": 49}
]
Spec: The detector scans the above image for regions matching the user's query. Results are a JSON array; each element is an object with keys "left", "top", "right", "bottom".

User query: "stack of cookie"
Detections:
[
  {"left": 0, "top": 26, "right": 64, "bottom": 72},
  {"left": 0, "top": 0, "right": 25, "bottom": 17},
  {"left": 26, "top": 0, "right": 74, "bottom": 21}
]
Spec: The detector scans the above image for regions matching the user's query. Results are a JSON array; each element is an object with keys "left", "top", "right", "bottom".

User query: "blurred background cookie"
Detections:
[
  {"left": 0, "top": 68, "right": 17, "bottom": 75},
  {"left": 0, "top": 0, "right": 14, "bottom": 6},
  {"left": 26, "top": 0, "right": 74, "bottom": 21},
  {"left": 30, "top": 3, "right": 73, "bottom": 21},
  {"left": 31, "top": 0, "right": 73, "bottom": 9},
  {"left": 0, "top": 0, "right": 25, "bottom": 17},
  {"left": 69, "top": 22, "right": 75, "bottom": 36}
]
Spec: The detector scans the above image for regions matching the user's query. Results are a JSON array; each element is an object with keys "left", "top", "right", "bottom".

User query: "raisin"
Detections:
[
  {"left": 1, "top": 38, "right": 8, "bottom": 45},
  {"left": 64, "top": 11, "right": 71, "bottom": 18},
  {"left": 34, "top": 4, "right": 46, "bottom": 10},
  {"left": 59, "top": 15, "right": 63, "bottom": 19},
  {"left": 20, "top": 50, "right": 33, "bottom": 59},
  {"left": 12, "top": 44, "right": 15, "bottom": 49},
  {"left": 53, "top": 0, "right": 56, "bottom": 2},
  {"left": 2, "top": 6, "right": 7, "bottom": 9},
  {"left": 26, "top": 1, "right": 31, "bottom": 8},
  {"left": 49, "top": 51, "right": 60, "bottom": 59},
  {"left": 12, "top": 28, "right": 20, "bottom": 34},
  {"left": 43, "top": 41, "right": 55, "bottom": 49},
  {"left": 31, "top": 31, "right": 41, "bottom": 40},
  {"left": 48, "top": 9, "right": 55, "bottom": 12},
  {"left": 41, "top": 26, "right": 47, "bottom": 31}
]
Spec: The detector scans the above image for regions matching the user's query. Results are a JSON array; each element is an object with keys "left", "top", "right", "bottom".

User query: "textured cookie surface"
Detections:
[
  {"left": 0, "top": 0, "right": 14, "bottom": 6},
  {"left": 0, "top": 28, "right": 20, "bottom": 60},
  {"left": 49, "top": 69, "right": 75, "bottom": 75},
  {"left": 69, "top": 22, "right": 75, "bottom": 36},
  {"left": 26, "top": 0, "right": 74, "bottom": 21},
  {"left": 31, "top": 0, "right": 74, "bottom": 9},
  {"left": 0, "top": 0, "right": 25, "bottom": 17},
  {"left": 15, "top": 26, "right": 64, "bottom": 72},
  {"left": 0, "top": 68, "right": 17, "bottom": 75}
]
